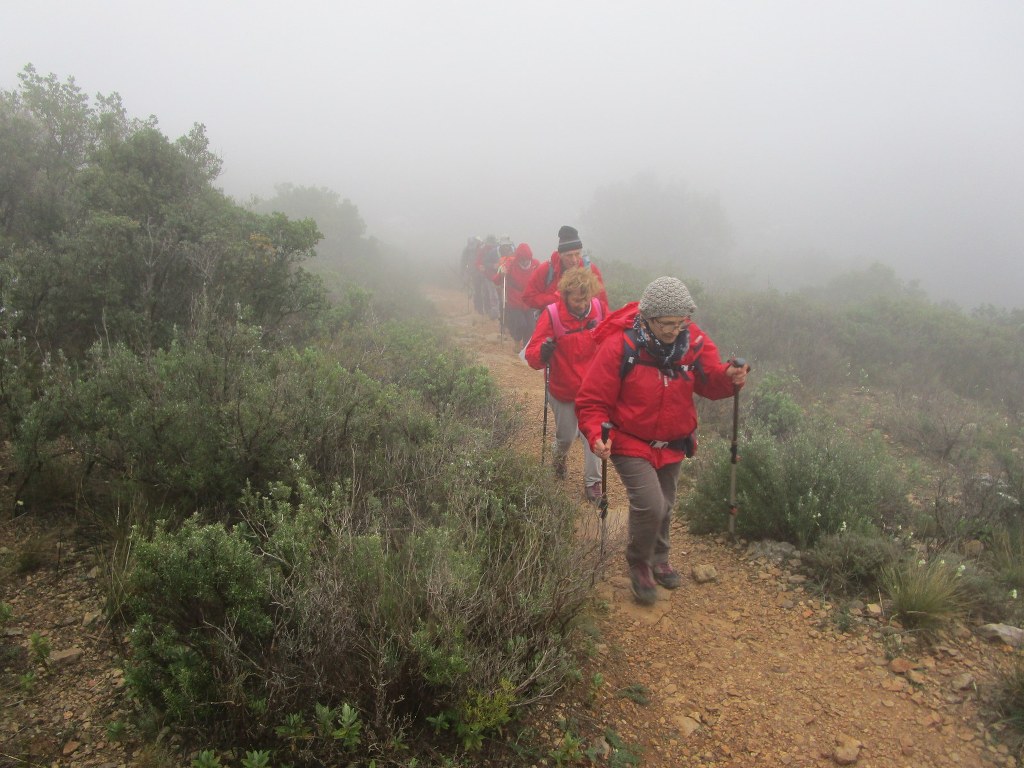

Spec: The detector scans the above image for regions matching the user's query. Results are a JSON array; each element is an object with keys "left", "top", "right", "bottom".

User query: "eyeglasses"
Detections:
[{"left": 649, "top": 317, "right": 690, "bottom": 333}]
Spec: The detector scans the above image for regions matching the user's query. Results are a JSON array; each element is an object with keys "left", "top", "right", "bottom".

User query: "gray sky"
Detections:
[{"left": 4, "top": 1, "right": 1023, "bottom": 308}]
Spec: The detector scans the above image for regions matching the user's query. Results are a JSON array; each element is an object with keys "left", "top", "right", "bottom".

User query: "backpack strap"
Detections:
[
  {"left": 547, "top": 299, "right": 603, "bottom": 340},
  {"left": 620, "top": 328, "right": 642, "bottom": 380},
  {"left": 546, "top": 302, "right": 566, "bottom": 338}
]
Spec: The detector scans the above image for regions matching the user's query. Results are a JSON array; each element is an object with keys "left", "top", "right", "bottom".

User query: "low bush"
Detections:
[
  {"left": 995, "top": 655, "right": 1024, "bottom": 739},
  {"left": 748, "top": 371, "right": 805, "bottom": 439},
  {"left": 881, "top": 555, "right": 966, "bottom": 632},
  {"left": 684, "top": 418, "right": 906, "bottom": 547},
  {"left": 123, "top": 434, "right": 591, "bottom": 761},
  {"left": 802, "top": 529, "right": 905, "bottom": 595}
]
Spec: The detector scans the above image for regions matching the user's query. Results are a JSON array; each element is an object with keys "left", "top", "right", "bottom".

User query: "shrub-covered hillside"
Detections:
[{"left": 0, "top": 67, "right": 596, "bottom": 765}]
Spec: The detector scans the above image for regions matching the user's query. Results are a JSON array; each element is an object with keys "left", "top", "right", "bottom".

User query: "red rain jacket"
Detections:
[
  {"left": 524, "top": 298, "right": 603, "bottom": 402},
  {"left": 521, "top": 251, "right": 609, "bottom": 311},
  {"left": 491, "top": 244, "right": 539, "bottom": 310},
  {"left": 575, "top": 302, "right": 740, "bottom": 469}
]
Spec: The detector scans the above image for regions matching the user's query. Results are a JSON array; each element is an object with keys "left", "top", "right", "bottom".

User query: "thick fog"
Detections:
[{"left": 4, "top": 1, "right": 1023, "bottom": 309}]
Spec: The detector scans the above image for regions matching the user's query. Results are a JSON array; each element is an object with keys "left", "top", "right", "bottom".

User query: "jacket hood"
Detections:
[
  {"left": 592, "top": 301, "right": 638, "bottom": 344},
  {"left": 514, "top": 243, "right": 533, "bottom": 260}
]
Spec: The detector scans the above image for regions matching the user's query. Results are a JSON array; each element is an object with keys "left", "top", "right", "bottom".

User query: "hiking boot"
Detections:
[
  {"left": 629, "top": 563, "right": 658, "bottom": 606},
  {"left": 652, "top": 562, "right": 682, "bottom": 590},
  {"left": 553, "top": 453, "right": 567, "bottom": 480},
  {"left": 585, "top": 482, "right": 603, "bottom": 506}
]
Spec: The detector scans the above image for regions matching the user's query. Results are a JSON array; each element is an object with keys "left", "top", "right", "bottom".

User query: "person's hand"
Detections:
[
  {"left": 726, "top": 358, "right": 750, "bottom": 387},
  {"left": 592, "top": 437, "right": 612, "bottom": 460},
  {"left": 540, "top": 337, "right": 556, "bottom": 363}
]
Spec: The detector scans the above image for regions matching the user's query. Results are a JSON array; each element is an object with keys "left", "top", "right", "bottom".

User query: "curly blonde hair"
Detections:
[{"left": 558, "top": 266, "right": 601, "bottom": 301}]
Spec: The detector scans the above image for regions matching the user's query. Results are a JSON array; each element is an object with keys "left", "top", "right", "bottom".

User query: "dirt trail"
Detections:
[{"left": 428, "top": 284, "right": 1016, "bottom": 768}]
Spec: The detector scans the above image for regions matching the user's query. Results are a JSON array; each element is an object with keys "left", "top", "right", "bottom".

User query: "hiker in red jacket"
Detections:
[
  {"left": 522, "top": 225, "right": 609, "bottom": 311},
  {"left": 576, "top": 276, "right": 749, "bottom": 605},
  {"left": 492, "top": 242, "right": 540, "bottom": 348},
  {"left": 525, "top": 267, "right": 606, "bottom": 505}
]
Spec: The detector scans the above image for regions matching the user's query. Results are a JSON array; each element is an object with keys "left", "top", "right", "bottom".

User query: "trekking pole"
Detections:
[
  {"left": 593, "top": 421, "right": 613, "bottom": 586},
  {"left": 499, "top": 273, "right": 507, "bottom": 340},
  {"left": 540, "top": 365, "right": 550, "bottom": 465},
  {"left": 726, "top": 358, "right": 748, "bottom": 538}
]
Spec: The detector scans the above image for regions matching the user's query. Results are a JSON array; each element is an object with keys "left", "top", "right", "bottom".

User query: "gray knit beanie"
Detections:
[{"left": 639, "top": 277, "right": 697, "bottom": 319}]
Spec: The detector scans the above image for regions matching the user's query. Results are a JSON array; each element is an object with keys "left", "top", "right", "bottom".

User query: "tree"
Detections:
[
  {"left": 249, "top": 183, "right": 370, "bottom": 264},
  {"left": 1, "top": 65, "right": 328, "bottom": 358}
]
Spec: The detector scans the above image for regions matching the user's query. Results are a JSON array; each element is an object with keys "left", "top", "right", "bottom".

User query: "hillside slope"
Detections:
[{"left": 427, "top": 284, "right": 1017, "bottom": 768}]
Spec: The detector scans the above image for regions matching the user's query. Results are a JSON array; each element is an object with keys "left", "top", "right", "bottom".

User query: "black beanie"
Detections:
[{"left": 557, "top": 225, "right": 583, "bottom": 253}]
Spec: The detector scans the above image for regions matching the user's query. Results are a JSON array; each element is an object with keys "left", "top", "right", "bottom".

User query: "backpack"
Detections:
[
  {"left": 545, "top": 299, "right": 604, "bottom": 339},
  {"left": 544, "top": 253, "right": 593, "bottom": 288},
  {"left": 619, "top": 327, "right": 706, "bottom": 381}
]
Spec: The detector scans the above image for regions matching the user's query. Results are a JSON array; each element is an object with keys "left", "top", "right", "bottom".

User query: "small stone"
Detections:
[
  {"left": 907, "top": 669, "right": 928, "bottom": 686},
  {"left": 889, "top": 657, "right": 914, "bottom": 674},
  {"left": 976, "top": 624, "right": 1024, "bottom": 647},
  {"left": 963, "top": 539, "right": 985, "bottom": 557},
  {"left": 834, "top": 734, "right": 861, "bottom": 765},
  {"left": 50, "top": 647, "right": 85, "bottom": 667},
  {"left": 589, "top": 735, "right": 611, "bottom": 761},
  {"left": 899, "top": 734, "right": 915, "bottom": 756},
  {"left": 674, "top": 715, "right": 701, "bottom": 737},
  {"left": 950, "top": 673, "right": 975, "bottom": 691},
  {"left": 691, "top": 564, "right": 718, "bottom": 583}
]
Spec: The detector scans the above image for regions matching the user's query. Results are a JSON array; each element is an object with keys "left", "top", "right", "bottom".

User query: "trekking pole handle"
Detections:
[
  {"left": 601, "top": 422, "right": 612, "bottom": 442},
  {"left": 727, "top": 357, "right": 750, "bottom": 372}
]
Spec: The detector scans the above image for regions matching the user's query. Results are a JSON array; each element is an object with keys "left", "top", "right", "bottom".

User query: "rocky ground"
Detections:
[{"left": 0, "top": 285, "right": 1020, "bottom": 768}]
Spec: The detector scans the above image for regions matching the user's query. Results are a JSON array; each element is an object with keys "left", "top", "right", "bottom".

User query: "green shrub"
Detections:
[
  {"left": 803, "top": 529, "right": 904, "bottom": 595},
  {"left": 748, "top": 372, "right": 804, "bottom": 438},
  {"left": 124, "top": 442, "right": 590, "bottom": 757},
  {"left": 995, "top": 655, "right": 1024, "bottom": 737},
  {"left": 881, "top": 556, "right": 966, "bottom": 632},
  {"left": 991, "top": 527, "right": 1024, "bottom": 591},
  {"left": 124, "top": 516, "right": 274, "bottom": 728},
  {"left": 685, "top": 419, "right": 906, "bottom": 547}
]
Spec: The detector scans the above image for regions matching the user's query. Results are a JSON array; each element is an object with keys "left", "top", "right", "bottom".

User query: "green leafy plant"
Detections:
[
  {"left": 241, "top": 750, "right": 272, "bottom": 768},
  {"left": 453, "top": 678, "right": 516, "bottom": 751},
  {"left": 588, "top": 672, "right": 605, "bottom": 704},
  {"left": 28, "top": 631, "right": 50, "bottom": 667},
  {"left": 426, "top": 712, "right": 450, "bottom": 735},
  {"left": 191, "top": 751, "right": 223, "bottom": 768},
  {"left": 105, "top": 720, "right": 128, "bottom": 742},
  {"left": 274, "top": 713, "right": 312, "bottom": 752},
  {"left": 602, "top": 728, "right": 642, "bottom": 767},
  {"left": 549, "top": 730, "right": 584, "bottom": 766},
  {"left": 331, "top": 703, "right": 362, "bottom": 750},
  {"left": 18, "top": 670, "right": 36, "bottom": 694}
]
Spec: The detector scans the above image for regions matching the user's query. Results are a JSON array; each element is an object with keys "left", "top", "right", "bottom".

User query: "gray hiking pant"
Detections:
[
  {"left": 611, "top": 456, "right": 682, "bottom": 567},
  {"left": 549, "top": 394, "right": 602, "bottom": 487}
]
